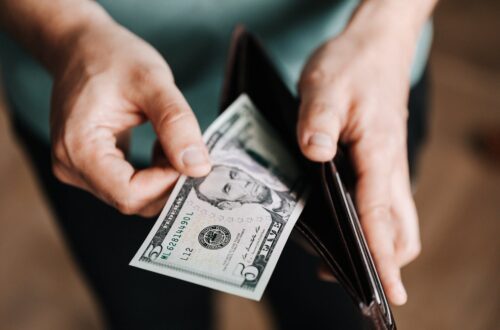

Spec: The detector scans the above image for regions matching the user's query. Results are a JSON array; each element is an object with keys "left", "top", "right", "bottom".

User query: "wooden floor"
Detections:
[{"left": 0, "top": 0, "right": 498, "bottom": 329}]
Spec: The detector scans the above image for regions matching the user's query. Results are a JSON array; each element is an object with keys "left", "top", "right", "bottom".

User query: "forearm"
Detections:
[{"left": 0, "top": 0, "right": 112, "bottom": 73}]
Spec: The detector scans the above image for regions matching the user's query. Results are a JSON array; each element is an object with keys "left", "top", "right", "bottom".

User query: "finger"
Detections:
[
  {"left": 130, "top": 140, "right": 180, "bottom": 218},
  {"left": 73, "top": 131, "right": 179, "bottom": 215},
  {"left": 51, "top": 138, "right": 96, "bottom": 191},
  {"left": 52, "top": 156, "right": 91, "bottom": 190},
  {"left": 136, "top": 187, "right": 174, "bottom": 218},
  {"left": 391, "top": 151, "right": 420, "bottom": 267},
  {"left": 362, "top": 215, "right": 407, "bottom": 306},
  {"left": 137, "top": 198, "right": 168, "bottom": 218},
  {"left": 352, "top": 133, "right": 407, "bottom": 305},
  {"left": 139, "top": 76, "right": 211, "bottom": 177},
  {"left": 297, "top": 87, "right": 347, "bottom": 162}
]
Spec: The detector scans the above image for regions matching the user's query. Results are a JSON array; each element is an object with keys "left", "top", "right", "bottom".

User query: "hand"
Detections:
[
  {"left": 298, "top": 6, "right": 421, "bottom": 305},
  {"left": 50, "top": 17, "right": 211, "bottom": 217}
]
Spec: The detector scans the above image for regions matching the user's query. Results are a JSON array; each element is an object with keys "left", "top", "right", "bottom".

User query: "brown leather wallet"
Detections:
[{"left": 219, "top": 26, "right": 396, "bottom": 330}]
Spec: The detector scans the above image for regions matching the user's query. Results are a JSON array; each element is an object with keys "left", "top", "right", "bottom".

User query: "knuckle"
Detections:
[
  {"left": 54, "top": 126, "right": 85, "bottom": 165},
  {"left": 360, "top": 204, "right": 391, "bottom": 224},
  {"left": 360, "top": 131, "right": 402, "bottom": 160},
  {"left": 299, "top": 100, "right": 343, "bottom": 130},
  {"left": 51, "top": 162, "right": 70, "bottom": 184},
  {"left": 397, "top": 238, "right": 421, "bottom": 265},
  {"left": 52, "top": 141, "right": 67, "bottom": 163},
  {"left": 405, "top": 241, "right": 422, "bottom": 260},
  {"left": 137, "top": 210, "right": 151, "bottom": 218},
  {"left": 300, "top": 69, "right": 347, "bottom": 94},
  {"left": 132, "top": 65, "right": 161, "bottom": 86},
  {"left": 63, "top": 134, "right": 88, "bottom": 169},
  {"left": 132, "top": 63, "right": 173, "bottom": 90},
  {"left": 157, "top": 105, "right": 194, "bottom": 129},
  {"left": 362, "top": 147, "right": 391, "bottom": 169},
  {"left": 358, "top": 109, "right": 406, "bottom": 140},
  {"left": 113, "top": 188, "right": 145, "bottom": 216},
  {"left": 302, "top": 101, "right": 331, "bottom": 118},
  {"left": 114, "top": 196, "right": 140, "bottom": 215},
  {"left": 62, "top": 133, "right": 77, "bottom": 156},
  {"left": 118, "top": 205, "right": 136, "bottom": 216},
  {"left": 300, "top": 68, "right": 331, "bottom": 89},
  {"left": 115, "top": 202, "right": 133, "bottom": 215},
  {"left": 138, "top": 208, "right": 157, "bottom": 218}
]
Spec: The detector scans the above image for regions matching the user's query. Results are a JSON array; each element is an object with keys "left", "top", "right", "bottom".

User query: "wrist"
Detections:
[
  {"left": 348, "top": 0, "right": 430, "bottom": 45},
  {"left": 341, "top": 1, "right": 430, "bottom": 66}
]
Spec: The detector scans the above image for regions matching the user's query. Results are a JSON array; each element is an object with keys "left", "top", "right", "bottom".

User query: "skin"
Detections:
[
  {"left": 0, "top": 0, "right": 438, "bottom": 306},
  {"left": 299, "top": 1, "right": 439, "bottom": 305}
]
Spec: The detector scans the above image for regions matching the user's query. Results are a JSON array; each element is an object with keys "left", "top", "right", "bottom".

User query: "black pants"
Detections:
[{"left": 10, "top": 72, "right": 428, "bottom": 330}]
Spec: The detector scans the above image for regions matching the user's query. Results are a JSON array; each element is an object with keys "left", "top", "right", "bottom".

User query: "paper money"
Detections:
[{"left": 130, "top": 94, "right": 308, "bottom": 300}]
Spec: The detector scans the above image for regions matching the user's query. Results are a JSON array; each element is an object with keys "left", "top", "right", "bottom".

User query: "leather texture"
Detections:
[{"left": 220, "top": 26, "right": 396, "bottom": 330}]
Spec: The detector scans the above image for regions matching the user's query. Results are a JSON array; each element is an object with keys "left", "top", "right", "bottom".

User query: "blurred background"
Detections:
[{"left": 0, "top": 0, "right": 498, "bottom": 329}]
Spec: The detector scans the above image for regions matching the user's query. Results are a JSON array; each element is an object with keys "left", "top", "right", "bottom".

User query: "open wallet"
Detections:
[{"left": 219, "top": 26, "right": 396, "bottom": 330}]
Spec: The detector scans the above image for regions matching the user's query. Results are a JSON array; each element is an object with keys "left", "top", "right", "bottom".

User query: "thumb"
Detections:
[
  {"left": 141, "top": 77, "right": 211, "bottom": 177},
  {"left": 297, "top": 74, "right": 348, "bottom": 162}
]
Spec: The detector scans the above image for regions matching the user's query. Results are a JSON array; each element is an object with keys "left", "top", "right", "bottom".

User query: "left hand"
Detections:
[{"left": 298, "top": 5, "right": 421, "bottom": 305}]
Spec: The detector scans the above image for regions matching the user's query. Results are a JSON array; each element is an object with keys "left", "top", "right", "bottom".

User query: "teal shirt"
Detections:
[{"left": 0, "top": 0, "right": 432, "bottom": 163}]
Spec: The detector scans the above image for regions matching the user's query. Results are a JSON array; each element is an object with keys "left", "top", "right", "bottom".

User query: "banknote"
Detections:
[{"left": 130, "top": 94, "right": 308, "bottom": 300}]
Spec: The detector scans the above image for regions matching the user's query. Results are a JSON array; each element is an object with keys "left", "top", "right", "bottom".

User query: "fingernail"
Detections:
[
  {"left": 308, "top": 132, "right": 333, "bottom": 149},
  {"left": 181, "top": 145, "right": 208, "bottom": 167}
]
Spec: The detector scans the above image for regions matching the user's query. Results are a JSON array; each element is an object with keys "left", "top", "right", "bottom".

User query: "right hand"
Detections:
[{"left": 50, "top": 16, "right": 211, "bottom": 217}]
